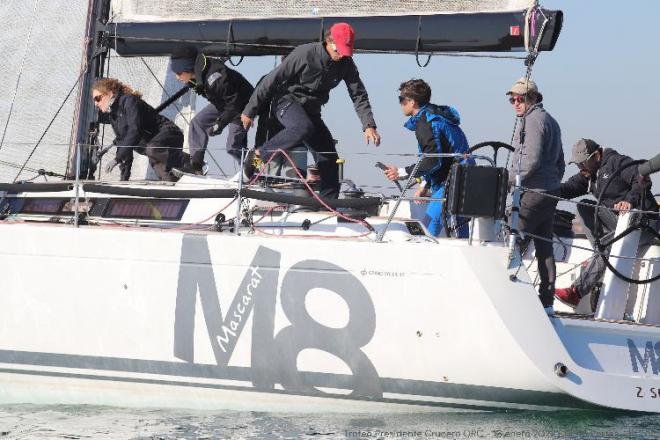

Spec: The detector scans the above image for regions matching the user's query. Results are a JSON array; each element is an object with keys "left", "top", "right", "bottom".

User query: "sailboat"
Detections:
[{"left": 1, "top": 0, "right": 660, "bottom": 413}]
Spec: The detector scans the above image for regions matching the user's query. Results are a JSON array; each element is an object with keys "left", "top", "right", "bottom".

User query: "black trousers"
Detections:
[
  {"left": 260, "top": 98, "right": 339, "bottom": 199},
  {"left": 130, "top": 126, "right": 184, "bottom": 182},
  {"left": 518, "top": 189, "right": 560, "bottom": 308}
]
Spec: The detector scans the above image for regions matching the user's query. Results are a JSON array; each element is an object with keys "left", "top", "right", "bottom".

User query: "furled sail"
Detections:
[{"left": 108, "top": 0, "right": 562, "bottom": 57}]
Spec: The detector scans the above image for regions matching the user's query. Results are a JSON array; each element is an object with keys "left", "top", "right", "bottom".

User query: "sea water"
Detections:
[{"left": 1, "top": 405, "right": 659, "bottom": 439}]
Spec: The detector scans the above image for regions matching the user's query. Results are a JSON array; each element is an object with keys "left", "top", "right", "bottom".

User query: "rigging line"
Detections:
[
  {"left": 515, "top": 229, "right": 660, "bottom": 263},
  {"left": 517, "top": 185, "right": 660, "bottom": 216},
  {"left": 12, "top": 71, "right": 85, "bottom": 183},
  {"left": 139, "top": 58, "right": 190, "bottom": 125},
  {"left": 0, "top": 0, "right": 41, "bottom": 154}
]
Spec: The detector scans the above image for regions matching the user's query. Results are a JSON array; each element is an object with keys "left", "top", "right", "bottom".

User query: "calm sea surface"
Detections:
[{"left": 0, "top": 405, "right": 659, "bottom": 440}]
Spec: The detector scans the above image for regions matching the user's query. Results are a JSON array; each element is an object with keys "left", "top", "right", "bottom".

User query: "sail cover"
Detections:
[
  {"left": 111, "top": 0, "right": 536, "bottom": 21},
  {"left": 108, "top": 0, "right": 561, "bottom": 57}
]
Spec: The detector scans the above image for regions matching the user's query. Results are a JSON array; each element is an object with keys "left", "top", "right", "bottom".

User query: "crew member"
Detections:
[
  {"left": 382, "top": 79, "right": 471, "bottom": 237},
  {"left": 555, "top": 139, "right": 658, "bottom": 307},
  {"left": 507, "top": 77, "right": 565, "bottom": 314},
  {"left": 93, "top": 78, "right": 184, "bottom": 181},
  {"left": 170, "top": 47, "right": 254, "bottom": 174},
  {"left": 241, "top": 22, "right": 381, "bottom": 199}
]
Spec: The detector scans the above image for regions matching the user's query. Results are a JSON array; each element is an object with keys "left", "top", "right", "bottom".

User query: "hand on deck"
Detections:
[
  {"left": 241, "top": 114, "right": 253, "bottom": 130},
  {"left": 364, "top": 127, "right": 381, "bottom": 146}
]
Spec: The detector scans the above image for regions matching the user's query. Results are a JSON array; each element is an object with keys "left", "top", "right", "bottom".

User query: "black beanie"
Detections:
[{"left": 170, "top": 46, "right": 198, "bottom": 73}]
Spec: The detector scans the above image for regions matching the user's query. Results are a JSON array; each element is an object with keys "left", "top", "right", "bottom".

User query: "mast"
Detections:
[{"left": 67, "top": 0, "right": 112, "bottom": 180}]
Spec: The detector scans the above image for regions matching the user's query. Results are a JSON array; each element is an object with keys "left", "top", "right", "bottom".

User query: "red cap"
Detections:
[{"left": 330, "top": 23, "right": 355, "bottom": 57}]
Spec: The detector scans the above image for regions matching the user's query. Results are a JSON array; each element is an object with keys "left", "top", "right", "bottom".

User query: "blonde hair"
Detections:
[{"left": 92, "top": 78, "right": 142, "bottom": 98}]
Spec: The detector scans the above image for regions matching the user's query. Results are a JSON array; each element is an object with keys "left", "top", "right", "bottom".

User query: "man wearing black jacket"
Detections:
[
  {"left": 241, "top": 23, "right": 381, "bottom": 199},
  {"left": 555, "top": 138, "right": 658, "bottom": 307},
  {"left": 171, "top": 47, "right": 254, "bottom": 174}
]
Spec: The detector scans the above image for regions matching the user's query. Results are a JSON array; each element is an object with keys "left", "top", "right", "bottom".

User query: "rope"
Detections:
[
  {"left": 517, "top": 185, "right": 660, "bottom": 217},
  {"left": 225, "top": 21, "right": 245, "bottom": 66},
  {"left": 514, "top": 228, "right": 660, "bottom": 263},
  {"left": 140, "top": 58, "right": 190, "bottom": 126},
  {"left": 12, "top": 71, "right": 86, "bottom": 182},
  {"left": 0, "top": 0, "right": 41, "bottom": 155},
  {"left": 247, "top": 148, "right": 375, "bottom": 233},
  {"left": 415, "top": 16, "right": 432, "bottom": 68}
]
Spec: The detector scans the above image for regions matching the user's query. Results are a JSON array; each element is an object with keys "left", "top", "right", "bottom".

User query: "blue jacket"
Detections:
[{"left": 404, "top": 104, "right": 470, "bottom": 187}]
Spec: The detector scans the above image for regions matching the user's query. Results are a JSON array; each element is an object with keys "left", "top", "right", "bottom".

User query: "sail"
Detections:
[
  {"left": 0, "top": 0, "right": 88, "bottom": 182},
  {"left": 111, "top": 0, "right": 536, "bottom": 21},
  {"left": 0, "top": 0, "right": 195, "bottom": 183}
]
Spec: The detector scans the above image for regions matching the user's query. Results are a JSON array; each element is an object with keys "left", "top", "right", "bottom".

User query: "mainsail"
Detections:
[
  {"left": 0, "top": 0, "right": 87, "bottom": 182},
  {"left": 0, "top": 0, "right": 190, "bottom": 182}
]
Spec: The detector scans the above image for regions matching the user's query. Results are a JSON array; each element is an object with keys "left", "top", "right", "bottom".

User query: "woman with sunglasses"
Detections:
[
  {"left": 506, "top": 77, "right": 565, "bottom": 315},
  {"left": 93, "top": 78, "right": 184, "bottom": 181}
]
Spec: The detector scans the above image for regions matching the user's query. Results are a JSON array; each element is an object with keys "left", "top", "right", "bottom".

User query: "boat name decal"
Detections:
[
  {"left": 174, "top": 235, "right": 382, "bottom": 397},
  {"left": 628, "top": 338, "right": 660, "bottom": 375}
]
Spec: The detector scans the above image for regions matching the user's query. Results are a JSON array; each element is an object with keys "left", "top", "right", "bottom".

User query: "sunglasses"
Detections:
[
  {"left": 398, "top": 95, "right": 407, "bottom": 104},
  {"left": 508, "top": 95, "right": 527, "bottom": 105},
  {"left": 93, "top": 94, "right": 103, "bottom": 103},
  {"left": 577, "top": 150, "right": 598, "bottom": 169}
]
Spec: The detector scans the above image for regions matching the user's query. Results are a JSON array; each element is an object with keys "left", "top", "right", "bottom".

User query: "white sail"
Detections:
[
  {"left": 110, "top": 0, "right": 536, "bottom": 22},
  {"left": 0, "top": 0, "right": 193, "bottom": 182},
  {"left": 0, "top": 0, "right": 87, "bottom": 182}
]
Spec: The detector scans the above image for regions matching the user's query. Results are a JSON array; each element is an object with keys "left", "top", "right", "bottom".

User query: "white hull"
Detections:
[{"left": 1, "top": 214, "right": 659, "bottom": 413}]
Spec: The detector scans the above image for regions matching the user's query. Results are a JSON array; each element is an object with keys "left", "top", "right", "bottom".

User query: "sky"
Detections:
[{"left": 204, "top": 0, "right": 660, "bottom": 195}]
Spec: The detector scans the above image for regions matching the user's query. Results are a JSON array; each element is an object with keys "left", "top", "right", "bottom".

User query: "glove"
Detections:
[
  {"left": 105, "top": 159, "right": 118, "bottom": 174},
  {"left": 210, "top": 119, "right": 225, "bottom": 137}
]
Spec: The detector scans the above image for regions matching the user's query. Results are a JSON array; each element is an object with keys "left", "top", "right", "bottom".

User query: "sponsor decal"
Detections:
[
  {"left": 174, "top": 235, "right": 382, "bottom": 397},
  {"left": 627, "top": 338, "right": 660, "bottom": 375},
  {"left": 360, "top": 269, "right": 405, "bottom": 278}
]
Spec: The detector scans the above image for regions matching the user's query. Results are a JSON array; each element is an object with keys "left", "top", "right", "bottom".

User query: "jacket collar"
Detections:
[
  {"left": 318, "top": 42, "right": 333, "bottom": 65},
  {"left": 520, "top": 102, "right": 543, "bottom": 118},
  {"left": 404, "top": 105, "right": 430, "bottom": 131}
]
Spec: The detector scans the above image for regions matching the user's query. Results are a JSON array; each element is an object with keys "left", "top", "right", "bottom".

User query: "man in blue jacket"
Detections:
[{"left": 383, "top": 79, "right": 470, "bottom": 237}]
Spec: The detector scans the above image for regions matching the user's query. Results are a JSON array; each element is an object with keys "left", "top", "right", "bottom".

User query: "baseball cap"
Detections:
[
  {"left": 569, "top": 138, "right": 600, "bottom": 165},
  {"left": 329, "top": 23, "right": 355, "bottom": 57},
  {"left": 506, "top": 77, "right": 539, "bottom": 96}
]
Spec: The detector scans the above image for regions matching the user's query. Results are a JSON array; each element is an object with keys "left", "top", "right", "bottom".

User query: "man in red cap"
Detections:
[{"left": 241, "top": 22, "right": 380, "bottom": 199}]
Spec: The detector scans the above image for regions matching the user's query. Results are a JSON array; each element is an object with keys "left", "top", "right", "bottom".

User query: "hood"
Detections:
[
  {"left": 426, "top": 104, "right": 461, "bottom": 125},
  {"left": 404, "top": 104, "right": 462, "bottom": 131}
]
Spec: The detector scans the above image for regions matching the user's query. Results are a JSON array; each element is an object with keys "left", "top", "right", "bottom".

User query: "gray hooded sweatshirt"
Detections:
[{"left": 508, "top": 103, "right": 565, "bottom": 191}]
